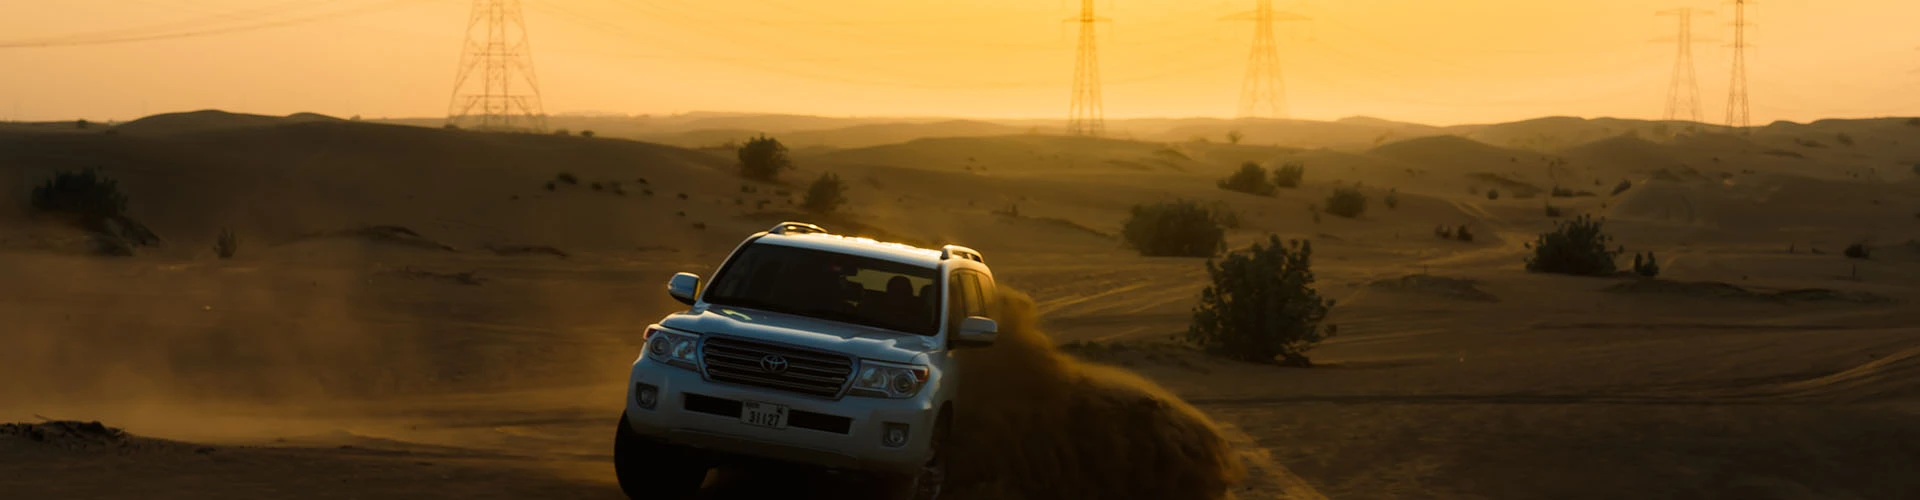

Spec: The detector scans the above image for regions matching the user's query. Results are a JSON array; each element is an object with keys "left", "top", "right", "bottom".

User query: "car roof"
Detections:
[{"left": 753, "top": 232, "right": 947, "bottom": 268}]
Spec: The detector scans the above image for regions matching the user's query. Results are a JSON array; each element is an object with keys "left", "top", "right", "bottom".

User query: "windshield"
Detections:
[{"left": 703, "top": 242, "right": 941, "bottom": 336}]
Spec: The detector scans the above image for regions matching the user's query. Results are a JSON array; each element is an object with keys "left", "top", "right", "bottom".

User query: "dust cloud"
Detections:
[{"left": 947, "top": 288, "right": 1244, "bottom": 500}]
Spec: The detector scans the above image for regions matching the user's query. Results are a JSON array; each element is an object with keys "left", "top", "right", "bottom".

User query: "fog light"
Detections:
[
  {"left": 882, "top": 423, "right": 909, "bottom": 448},
  {"left": 635, "top": 383, "right": 659, "bottom": 410}
]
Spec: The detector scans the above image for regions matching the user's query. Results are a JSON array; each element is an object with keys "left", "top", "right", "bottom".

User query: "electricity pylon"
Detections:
[
  {"left": 1066, "top": 0, "right": 1109, "bottom": 136},
  {"left": 446, "top": 0, "right": 548, "bottom": 132},
  {"left": 1225, "top": 0, "right": 1310, "bottom": 119},
  {"left": 1656, "top": 8, "right": 1710, "bottom": 122},
  {"left": 1724, "top": 0, "right": 1753, "bottom": 130}
]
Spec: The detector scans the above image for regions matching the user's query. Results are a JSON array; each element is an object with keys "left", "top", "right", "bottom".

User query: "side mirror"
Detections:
[
  {"left": 953, "top": 316, "right": 998, "bottom": 348},
  {"left": 667, "top": 273, "right": 700, "bottom": 306}
]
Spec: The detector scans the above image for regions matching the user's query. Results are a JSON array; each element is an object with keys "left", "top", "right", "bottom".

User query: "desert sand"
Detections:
[{"left": 3, "top": 110, "right": 1918, "bottom": 499}]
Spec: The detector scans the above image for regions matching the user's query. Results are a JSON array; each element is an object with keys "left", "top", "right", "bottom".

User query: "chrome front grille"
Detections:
[{"left": 700, "top": 336, "right": 854, "bottom": 398}]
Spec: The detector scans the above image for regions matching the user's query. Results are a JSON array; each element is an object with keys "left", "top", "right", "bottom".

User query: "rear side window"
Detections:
[{"left": 945, "top": 270, "right": 989, "bottom": 332}]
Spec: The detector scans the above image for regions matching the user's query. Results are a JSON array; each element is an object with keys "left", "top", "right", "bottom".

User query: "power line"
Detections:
[
  {"left": 1226, "top": 0, "right": 1309, "bottom": 118},
  {"left": 1725, "top": 0, "right": 1753, "bottom": 130},
  {"left": 1067, "top": 0, "right": 1109, "bottom": 136},
  {"left": 446, "top": 0, "right": 548, "bottom": 132},
  {"left": 1655, "top": 7, "right": 1711, "bottom": 122},
  {"left": 0, "top": 0, "right": 417, "bottom": 48}
]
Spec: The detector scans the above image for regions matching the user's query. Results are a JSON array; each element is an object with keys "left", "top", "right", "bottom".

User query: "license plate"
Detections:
[{"left": 740, "top": 401, "right": 790, "bottom": 429}]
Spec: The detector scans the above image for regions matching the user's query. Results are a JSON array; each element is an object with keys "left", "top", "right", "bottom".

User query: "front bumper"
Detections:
[{"left": 623, "top": 356, "right": 937, "bottom": 475}]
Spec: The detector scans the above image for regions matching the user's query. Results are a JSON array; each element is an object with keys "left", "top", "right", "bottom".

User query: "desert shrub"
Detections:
[
  {"left": 1911, "top": 163, "right": 1920, "bottom": 177},
  {"left": 1384, "top": 188, "right": 1400, "bottom": 210},
  {"left": 1456, "top": 225, "right": 1474, "bottom": 243},
  {"left": 1611, "top": 180, "right": 1633, "bottom": 196},
  {"left": 590, "top": 181, "right": 603, "bottom": 191},
  {"left": 738, "top": 135, "right": 793, "bottom": 182},
  {"left": 676, "top": 192, "right": 688, "bottom": 200},
  {"left": 214, "top": 228, "right": 239, "bottom": 260},
  {"left": 554, "top": 129, "right": 571, "bottom": 136},
  {"left": 1271, "top": 161, "right": 1305, "bottom": 188},
  {"left": 76, "top": 119, "right": 89, "bottom": 129},
  {"left": 1186, "top": 236, "right": 1336, "bottom": 367},
  {"left": 1524, "top": 214, "right": 1620, "bottom": 276},
  {"left": 1122, "top": 200, "right": 1225, "bottom": 257},
  {"left": 544, "top": 181, "right": 556, "bottom": 191},
  {"left": 580, "top": 130, "right": 596, "bottom": 138},
  {"left": 1217, "top": 162, "right": 1275, "bottom": 197},
  {"left": 1909, "top": 118, "right": 1920, "bottom": 127},
  {"left": 1226, "top": 130, "right": 1244, "bottom": 144},
  {"left": 32, "top": 169, "right": 128, "bottom": 220},
  {"left": 1551, "top": 186, "right": 1574, "bottom": 198},
  {"left": 1435, "top": 225, "right": 1453, "bottom": 239},
  {"left": 555, "top": 172, "right": 578, "bottom": 185},
  {"left": 1486, "top": 189, "right": 1500, "bottom": 200},
  {"left": 1323, "top": 188, "right": 1367, "bottom": 219},
  {"left": 802, "top": 172, "right": 848, "bottom": 214},
  {"left": 1631, "top": 252, "right": 1660, "bottom": 277},
  {"left": 1844, "top": 243, "right": 1871, "bottom": 260},
  {"left": 1836, "top": 133, "right": 1854, "bottom": 147}
]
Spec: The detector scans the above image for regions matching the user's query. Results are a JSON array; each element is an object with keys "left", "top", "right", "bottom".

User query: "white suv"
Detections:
[{"left": 614, "top": 222, "right": 1000, "bottom": 500}]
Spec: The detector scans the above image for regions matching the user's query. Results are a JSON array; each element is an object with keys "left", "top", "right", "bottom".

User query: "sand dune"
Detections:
[{"left": 4, "top": 111, "right": 1920, "bottom": 499}]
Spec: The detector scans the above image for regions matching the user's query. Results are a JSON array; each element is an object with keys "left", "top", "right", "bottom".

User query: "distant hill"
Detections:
[
  {"left": 0, "top": 116, "right": 752, "bottom": 258},
  {"left": 114, "top": 110, "right": 341, "bottom": 136}
]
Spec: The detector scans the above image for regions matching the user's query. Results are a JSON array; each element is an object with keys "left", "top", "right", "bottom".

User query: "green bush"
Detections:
[
  {"left": 1844, "top": 243, "right": 1870, "bottom": 260},
  {"left": 215, "top": 228, "right": 239, "bottom": 260},
  {"left": 1186, "top": 236, "right": 1336, "bottom": 367},
  {"left": 1122, "top": 200, "right": 1225, "bottom": 257},
  {"left": 802, "top": 172, "right": 848, "bottom": 214},
  {"left": 32, "top": 169, "right": 128, "bottom": 220},
  {"left": 1324, "top": 187, "right": 1367, "bottom": 218},
  {"left": 1545, "top": 203, "right": 1563, "bottom": 218},
  {"left": 555, "top": 172, "right": 578, "bottom": 185},
  {"left": 1524, "top": 214, "right": 1620, "bottom": 276},
  {"left": 738, "top": 135, "right": 793, "bottom": 182},
  {"left": 1271, "top": 161, "right": 1305, "bottom": 188},
  {"left": 1611, "top": 180, "right": 1633, "bottom": 196},
  {"left": 1631, "top": 252, "right": 1659, "bottom": 277},
  {"left": 1217, "top": 162, "right": 1275, "bottom": 197},
  {"left": 1384, "top": 188, "right": 1399, "bottom": 210},
  {"left": 1486, "top": 189, "right": 1500, "bottom": 201},
  {"left": 1455, "top": 224, "right": 1474, "bottom": 243}
]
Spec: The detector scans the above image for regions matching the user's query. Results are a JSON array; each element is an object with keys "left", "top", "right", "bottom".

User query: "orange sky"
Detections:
[{"left": 1, "top": 0, "right": 1916, "bottom": 125}]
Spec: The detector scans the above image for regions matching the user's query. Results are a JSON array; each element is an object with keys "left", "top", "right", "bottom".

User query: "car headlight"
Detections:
[
  {"left": 642, "top": 326, "right": 700, "bottom": 370},
  {"left": 851, "top": 360, "right": 930, "bottom": 399}
]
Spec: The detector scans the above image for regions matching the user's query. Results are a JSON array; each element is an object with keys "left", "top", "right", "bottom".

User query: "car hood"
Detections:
[{"left": 659, "top": 305, "right": 939, "bottom": 364}]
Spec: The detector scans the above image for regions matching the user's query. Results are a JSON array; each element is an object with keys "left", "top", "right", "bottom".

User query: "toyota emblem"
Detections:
[{"left": 760, "top": 355, "right": 790, "bottom": 374}]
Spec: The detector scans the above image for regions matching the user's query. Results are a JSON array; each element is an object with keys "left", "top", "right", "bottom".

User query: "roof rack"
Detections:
[
  {"left": 768, "top": 221, "right": 828, "bottom": 235},
  {"left": 940, "top": 245, "right": 985, "bottom": 264}
]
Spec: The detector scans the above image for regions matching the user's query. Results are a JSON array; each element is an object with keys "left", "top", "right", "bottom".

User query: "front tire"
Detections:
[
  {"left": 614, "top": 411, "right": 707, "bottom": 500},
  {"left": 885, "top": 421, "right": 947, "bottom": 500}
]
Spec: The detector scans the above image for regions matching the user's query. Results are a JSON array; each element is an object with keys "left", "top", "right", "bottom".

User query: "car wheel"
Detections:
[
  {"left": 614, "top": 411, "right": 706, "bottom": 500},
  {"left": 887, "top": 423, "right": 947, "bottom": 500}
]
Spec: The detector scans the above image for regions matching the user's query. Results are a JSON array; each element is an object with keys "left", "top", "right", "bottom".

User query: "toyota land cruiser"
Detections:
[{"left": 615, "top": 222, "right": 1000, "bottom": 500}]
